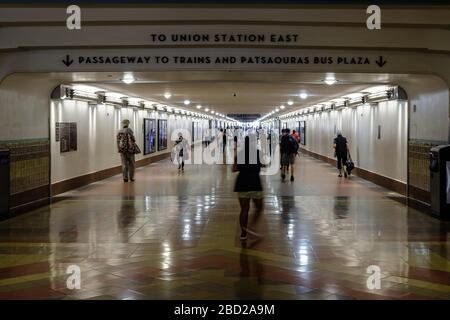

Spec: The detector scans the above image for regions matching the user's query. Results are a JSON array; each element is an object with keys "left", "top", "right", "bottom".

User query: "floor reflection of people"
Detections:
[
  {"left": 333, "top": 196, "right": 350, "bottom": 220},
  {"left": 280, "top": 196, "right": 297, "bottom": 224},
  {"left": 234, "top": 242, "right": 264, "bottom": 299},
  {"left": 117, "top": 197, "right": 137, "bottom": 242}
]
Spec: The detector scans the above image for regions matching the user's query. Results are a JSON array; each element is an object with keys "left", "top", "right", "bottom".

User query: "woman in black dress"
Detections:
[{"left": 233, "top": 134, "right": 264, "bottom": 241}]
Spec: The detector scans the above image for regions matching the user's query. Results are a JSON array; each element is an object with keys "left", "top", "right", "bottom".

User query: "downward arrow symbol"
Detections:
[
  {"left": 62, "top": 55, "right": 74, "bottom": 67},
  {"left": 375, "top": 56, "right": 387, "bottom": 67}
]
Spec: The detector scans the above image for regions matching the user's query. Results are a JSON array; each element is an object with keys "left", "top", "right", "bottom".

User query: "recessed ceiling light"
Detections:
[
  {"left": 287, "top": 100, "right": 294, "bottom": 106},
  {"left": 184, "top": 99, "right": 190, "bottom": 105},
  {"left": 164, "top": 92, "right": 172, "bottom": 99},
  {"left": 205, "top": 108, "right": 210, "bottom": 112},
  {"left": 299, "top": 93, "right": 308, "bottom": 99},
  {"left": 121, "top": 74, "right": 135, "bottom": 84},
  {"left": 275, "top": 108, "right": 280, "bottom": 112},
  {"left": 196, "top": 105, "right": 202, "bottom": 109},
  {"left": 280, "top": 105, "right": 286, "bottom": 110},
  {"left": 324, "top": 77, "right": 337, "bottom": 85}
]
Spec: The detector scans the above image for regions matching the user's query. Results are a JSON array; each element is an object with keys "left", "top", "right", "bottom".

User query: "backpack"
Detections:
[
  {"left": 287, "top": 135, "right": 299, "bottom": 154},
  {"left": 118, "top": 130, "right": 141, "bottom": 154}
]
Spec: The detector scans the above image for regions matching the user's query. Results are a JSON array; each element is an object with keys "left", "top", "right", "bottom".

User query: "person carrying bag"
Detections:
[
  {"left": 117, "top": 119, "right": 140, "bottom": 182},
  {"left": 346, "top": 150, "right": 355, "bottom": 175}
]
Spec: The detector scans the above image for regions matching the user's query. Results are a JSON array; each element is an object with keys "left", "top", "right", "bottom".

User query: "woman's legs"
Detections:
[
  {"left": 238, "top": 198, "right": 250, "bottom": 238},
  {"left": 177, "top": 155, "right": 182, "bottom": 169},
  {"left": 251, "top": 198, "right": 264, "bottom": 227},
  {"left": 337, "top": 154, "right": 343, "bottom": 176}
]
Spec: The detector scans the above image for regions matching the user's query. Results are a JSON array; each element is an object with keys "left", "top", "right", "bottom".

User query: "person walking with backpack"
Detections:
[
  {"left": 117, "top": 119, "right": 141, "bottom": 182},
  {"left": 280, "top": 128, "right": 299, "bottom": 181},
  {"left": 333, "top": 130, "right": 349, "bottom": 178}
]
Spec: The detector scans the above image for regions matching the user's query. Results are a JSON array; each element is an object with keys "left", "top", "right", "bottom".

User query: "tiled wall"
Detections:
[
  {"left": 0, "top": 139, "right": 49, "bottom": 195},
  {"left": 408, "top": 139, "right": 446, "bottom": 201}
]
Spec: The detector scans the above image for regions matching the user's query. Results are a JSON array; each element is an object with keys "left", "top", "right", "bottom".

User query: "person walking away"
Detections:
[
  {"left": 279, "top": 129, "right": 286, "bottom": 170},
  {"left": 217, "top": 129, "right": 224, "bottom": 154},
  {"left": 280, "top": 128, "right": 299, "bottom": 181},
  {"left": 233, "top": 135, "right": 264, "bottom": 241},
  {"left": 333, "top": 130, "right": 349, "bottom": 178},
  {"left": 222, "top": 128, "right": 227, "bottom": 153},
  {"left": 117, "top": 119, "right": 140, "bottom": 182},
  {"left": 174, "top": 133, "right": 189, "bottom": 171},
  {"left": 205, "top": 129, "right": 211, "bottom": 147}
]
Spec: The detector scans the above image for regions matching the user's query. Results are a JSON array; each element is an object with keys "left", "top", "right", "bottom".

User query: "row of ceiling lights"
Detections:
[
  {"left": 266, "top": 76, "right": 337, "bottom": 116},
  {"left": 265, "top": 75, "right": 337, "bottom": 117},
  {"left": 67, "top": 84, "right": 238, "bottom": 122},
  {"left": 163, "top": 91, "right": 226, "bottom": 117},
  {"left": 268, "top": 85, "right": 392, "bottom": 122},
  {"left": 258, "top": 75, "right": 378, "bottom": 121},
  {"left": 258, "top": 92, "right": 310, "bottom": 122},
  {"left": 122, "top": 74, "right": 231, "bottom": 119},
  {"left": 120, "top": 73, "right": 338, "bottom": 123}
]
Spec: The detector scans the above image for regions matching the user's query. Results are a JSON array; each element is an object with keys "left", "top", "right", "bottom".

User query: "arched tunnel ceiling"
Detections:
[{"left": 1, "top": 71, "right": 445, "bottom": 116}]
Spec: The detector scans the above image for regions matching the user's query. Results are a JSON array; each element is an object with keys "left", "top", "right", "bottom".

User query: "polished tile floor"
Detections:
[{"left": 0, "top": 154, "right": 449, "bottom": 300}]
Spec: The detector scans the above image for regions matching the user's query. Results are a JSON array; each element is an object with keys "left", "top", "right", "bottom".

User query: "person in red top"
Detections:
[{"left": 291, "top": 130, "right": 300, "bottom": 143}]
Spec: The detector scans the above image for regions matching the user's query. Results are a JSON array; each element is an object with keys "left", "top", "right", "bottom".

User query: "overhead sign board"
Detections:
[
  {"left": 62, "top": 54, "right": 386, "bottom": 67},
  {"left": 228, "top": 114, "right": 261, "bottom": 122}
]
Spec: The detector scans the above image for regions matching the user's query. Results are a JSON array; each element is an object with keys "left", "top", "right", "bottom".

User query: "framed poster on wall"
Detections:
[
  {"left": 192, "top": 122, "right": 202, "bottom": 142},
  {"left": 59, "top": 122, "right": 77, "bottom": 153},
  {"left": 299, "top": 121, "right": 306, "bottom": 146},
  {"left": 447, "top": 161, "right": 450, "bottom": 204},
  {"left": 143, "top": 118, "right": 156, "bottom": 155},
  {"left": 158, "top": 119, "right": 168, "bottom": 151}
]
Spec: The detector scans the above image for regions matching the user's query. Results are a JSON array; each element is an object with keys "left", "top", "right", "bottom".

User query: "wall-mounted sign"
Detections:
[
  {"left": 143, "top": 118, "right": 157, "bottom": 155},
  {"left": 192, "top": 122, "right": 202, "bottom": 142},
  {"left": 55, "top": 122, "right": 60, "bottom": 141},
  {"left": 227, "top": 114, "right": 261, "bottom": 122},
  {"left": 447, "top": 161, "right": 450, "bottom": 204},
  {"left": 299, "top": 121, "right": 306, "bottom": 146},
  {"left": 59, "top": 122, "right": 77, "bottom": 153},
  {"left": 149, "top": 33, "right": 300, "bottom": 44},
  {"left": 158, "top": 119, "right": 168, "bottom": 151},
  {"left": 62, "top": 54, "right": 385, "bottom": 68}
]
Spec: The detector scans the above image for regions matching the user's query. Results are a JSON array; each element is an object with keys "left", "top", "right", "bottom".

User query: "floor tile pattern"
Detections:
[{"left": 0, "top": 155, "right": 449, "bottom": 300}]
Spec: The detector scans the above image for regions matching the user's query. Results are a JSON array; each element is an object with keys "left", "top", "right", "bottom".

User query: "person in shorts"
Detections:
[
  {"left": 280, "top": 128, "right": 299, "bottom": 181},
  {"left": 233, "top": 134, "right": 264, "bottom": 241}
]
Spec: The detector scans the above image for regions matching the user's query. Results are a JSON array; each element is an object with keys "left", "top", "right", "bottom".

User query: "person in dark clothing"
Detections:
[
  {"left": 233, "top": 135, "right": 264, "bottom": 241},
  {"left": 280, "top": 128, "right": 299, "bottom": 181},
  {"left": 333, "top": 130, "right": 349, "bottom": 178},
  {"left": 222, "top": 128, "right": 227, "bottom": 153}
]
